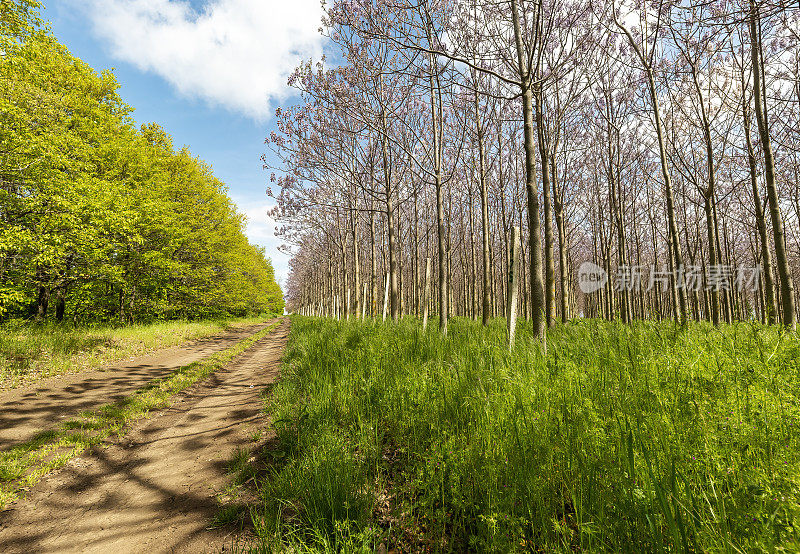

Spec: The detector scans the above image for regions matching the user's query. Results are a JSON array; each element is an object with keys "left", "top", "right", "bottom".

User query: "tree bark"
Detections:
[
  {"left": 431, "top": 72, "right": 448, "bottom": 334},
  {"left": 423, "top": 256, "right": 432, "bottom": 330},
  {"left": 380, "top": 106, "right": 400, "bottom": 322},
  {"left": 511, "top": 0, "right": 546, "bottom": 343},
  {"left": 475, "top": 88, "right": 492, "bottom": 325},
  {"left": 507, "top": 226, "right": 522, "bottom": 349},
  {"left": 743, "top": 94, "right": 777, "bottom": 324},
  {"left": 535, "top": 86, "right": 556, "bottom": 327},
  {"left": 552, "top": 159, "right": 569, "bottom": 322},
  {"left": 749, "top": 0, "right": 796, "bottom": 329}
]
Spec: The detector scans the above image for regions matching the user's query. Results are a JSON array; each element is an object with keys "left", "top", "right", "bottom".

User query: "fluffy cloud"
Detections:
[{"left": 82, "top": 0, "right": 324, "bottom": 120}]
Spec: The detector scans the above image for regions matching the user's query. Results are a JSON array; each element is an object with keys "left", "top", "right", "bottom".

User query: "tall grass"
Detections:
[
  {"left": 249, "top": 316, "right": 800, "bottom": 552},
  {"left": 0, "top": 314, "right": 275, "bottom": 389}
]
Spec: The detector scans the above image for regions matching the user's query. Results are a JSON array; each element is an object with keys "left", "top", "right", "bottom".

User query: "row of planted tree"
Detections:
[
  {"left": 296, "top": 225, "right": 527, "bottom": 349},
  {"left": 270, "top": 0, "right": 800, "bottom": 336},
  {"left": 0, "top": 2, "right": 284, "bottom": 323}
]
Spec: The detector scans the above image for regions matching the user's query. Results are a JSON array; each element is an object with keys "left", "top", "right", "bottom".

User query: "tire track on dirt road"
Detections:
[
  {"left": 0, "top": 321, "right": 275, "bottom": 451},
  {"left": 0, "top": 318, "right": 290, "bottom": 553}
]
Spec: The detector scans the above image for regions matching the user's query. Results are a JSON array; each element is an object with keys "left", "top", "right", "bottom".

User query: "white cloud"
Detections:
[
  {"left": 81, "top": 0, "right": 323, "bottom": 120},
  {"left": 241, "top": 201, "right": 292, "bottom": 289}
]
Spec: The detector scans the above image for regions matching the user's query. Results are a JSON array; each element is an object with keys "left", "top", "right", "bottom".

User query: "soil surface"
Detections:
[
  {"left": 0, "top": 322, "right": 274, "bottom": 451},
  {"left": 0, "top": 318, "right": 289, "bottom": 553}
]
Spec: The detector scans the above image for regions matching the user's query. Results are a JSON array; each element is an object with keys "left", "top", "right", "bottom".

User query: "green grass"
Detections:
[
  {"left": 244, "top": 315, "right": 800, "bottom": 552},
  {"left": 0, "top": 314, "right": 276, "bottom": 389},
  {"left": 0, "top": 319, "right": 281, "bottom": 508}
]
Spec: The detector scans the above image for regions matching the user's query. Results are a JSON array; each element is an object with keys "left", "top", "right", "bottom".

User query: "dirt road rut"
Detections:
[
  {"left": 0, "top": 322, "right": 273, "bottom": 451},
  {"left": 0, "top": 319, "right": 289, "bottom": 553}
]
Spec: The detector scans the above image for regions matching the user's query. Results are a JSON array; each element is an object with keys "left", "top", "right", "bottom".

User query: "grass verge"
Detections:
[
  {"left": 0, "top": 319, "right": 281, "bottom": 508},
  {"left": 244, "top": 315, "right": 800, "bottom": 553},
  {"left": 0, "top": 314, "right": 279, "bottom": 390}
]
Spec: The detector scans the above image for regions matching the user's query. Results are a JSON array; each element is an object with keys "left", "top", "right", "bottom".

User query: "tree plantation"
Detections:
[
  {"left": 270, "top": 0, "right": 800, "bottom": 337},
  {"left": 0, "top": 1, "right": 284, "bottom": 323},
  {"left": 247, "top": 0, "right": 800, "bottom": 550}
]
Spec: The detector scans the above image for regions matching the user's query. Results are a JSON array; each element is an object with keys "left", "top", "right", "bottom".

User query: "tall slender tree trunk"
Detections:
[
  {"left": 688, "top": 63, "right": 721, "bottom": 325},
  {"left": 535, "top": 87, "right": 555, "bottom": 327},
  {"left": 646, "top": 72, "right": 688, "bottom": 325},
  {"left": 422, "top": 257, "right": 431, "bottom": 330},
  {"left": 552, "top": 159, "right": 569, "bottom": 322},
  {"left": 612, "top": 10, "right": 687, "bottom": 325},
  {"left": 749, "top": 1, "right": 796, "bottom": 329},
  {"left": 430, "top": 71, "right": 448, "bottom": 334},
  {"left": 413, "top": 179, "right": 420, "bottom": 316},
  {"left": 475, "top": 89, "right": 492, "bottom": 325},
  {"left": 352, "top": 213, "right": 361, "bottom": 319},
  {"left": 498, "top": 127, "right": 510, "bottom": 316},
  {"left": 370, "top": 202, "right": 377, "bottom": 317},
  {"left": 511, "top": 0, "right": 546, "bottom": 343},
  {"left": 744, "top": 97, "right": 777, "bottom": 323},
  {"left": 469, "top": 186, "right": 478, "bottom": 319},
  {"left": 606, "top": 116, "right": 630, "bottom": 323},
  {"left": 711, "top": 201, "right": 733, "bottom": 323},
  {"left": 380, "top": 105, "right": 400, "bottom": 322}
]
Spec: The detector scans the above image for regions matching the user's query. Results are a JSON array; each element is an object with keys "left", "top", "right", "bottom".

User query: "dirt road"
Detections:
[
  {"left": 0, "top": 318, "right": 289, "bottom": 553},
  {"left": 0, "top": 322, "right": 274, "bottom": 451}
]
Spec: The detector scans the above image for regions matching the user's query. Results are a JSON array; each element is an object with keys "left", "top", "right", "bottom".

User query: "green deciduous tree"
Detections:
[{"left": 0, "top": 3, "right": 283, "bottom": 323}]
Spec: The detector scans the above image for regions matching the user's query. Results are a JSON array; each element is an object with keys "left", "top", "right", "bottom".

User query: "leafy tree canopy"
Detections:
[{"left": 0, "top": 1, "right": 284, "bottom": 323}]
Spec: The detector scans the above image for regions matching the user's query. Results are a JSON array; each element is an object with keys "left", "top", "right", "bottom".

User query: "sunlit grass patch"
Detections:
[{"left": 246, "top": 315, "right": 800, "bottom": 552}]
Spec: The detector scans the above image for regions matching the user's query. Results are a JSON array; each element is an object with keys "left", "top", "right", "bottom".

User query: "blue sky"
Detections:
[{"left": 44, "top": 0, "right": 327, "bottom": 290}]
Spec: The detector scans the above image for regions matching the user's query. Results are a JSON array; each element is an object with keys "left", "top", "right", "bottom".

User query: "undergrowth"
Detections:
[{"left": 245, "top": 315, "right": 800, "bottom": 552}]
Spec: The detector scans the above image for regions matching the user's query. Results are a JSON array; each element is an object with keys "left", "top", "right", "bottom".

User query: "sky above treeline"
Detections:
[{"left": 45, "top": 0, "right": 328, "bottom": 288}]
